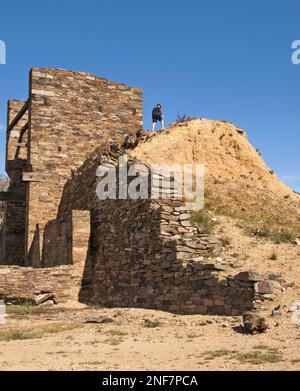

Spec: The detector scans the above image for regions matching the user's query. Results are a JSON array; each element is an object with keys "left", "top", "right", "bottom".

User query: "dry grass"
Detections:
[
  {"left": 191, "top": 211, "right": 216, "bottom": 235},
  {"left": 103, "top": 337, "right": 123, "bottom": 346},
  {"left": 236, "top": 349, "right": 283, "bottom": 365},
  {"left": 200, "top": 347, "right": 283, "bottom": 365},
  {"left": 6, "top": 303, "right": 58, "bottom": 317},
  {"left": 103, "top": 329, "right": 128, "bottom": 337},
  {"left": 0, "top": 322, "right": 83, "bottom": 342},
  {"left": 201, "top": 349, "right": 236, "bottom": 361},
  {"left": 144, "top": 319, "right": 160, "bottom": 328}
]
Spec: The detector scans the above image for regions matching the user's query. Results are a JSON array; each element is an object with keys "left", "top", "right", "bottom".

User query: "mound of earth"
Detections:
[{"left": 128, "top": 118, "right": 300, "bottom": 233}]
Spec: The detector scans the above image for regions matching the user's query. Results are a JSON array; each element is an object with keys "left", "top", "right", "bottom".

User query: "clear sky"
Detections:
[{"left": 0, "top": 0, "right": 299, "bottom": 191}]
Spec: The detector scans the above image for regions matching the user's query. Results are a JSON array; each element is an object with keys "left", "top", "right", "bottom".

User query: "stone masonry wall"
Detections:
[
  {"left": 0, "top": 265, "right": 81, "bottom": 304},
  {"left": 0, "top": 100, "right": 28, "bottom": 264},
  {"left": 40, "top": 143, "right": 274, "bottom": 315},
  {"left": 41, "top": 215, "right": 73, "bottom": 267},
  {"left": 40, "top": 210, "right": 90, "bottom": 269},
  {"left": 0, "top": 210, "right": 90, "bottom": 303},
  {"left": 26, "top": 67, "right": 142, "bottom": 264},
  {"left": 0, "top": 141, "right": 274, "bottom": 315},
  {"left": 6, "top": 99, "right": 28, "bottom": 166},
  {"left": 80, "top": 198, "right": 273, "bottom": 315},
  {"left": 1, "top": 169, "right": 26, "bottom": 264}
]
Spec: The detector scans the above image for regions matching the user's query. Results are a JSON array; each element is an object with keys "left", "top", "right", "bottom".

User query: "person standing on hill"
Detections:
[{"left": 152, "top": 104, "right": 164, "bottom": 131}]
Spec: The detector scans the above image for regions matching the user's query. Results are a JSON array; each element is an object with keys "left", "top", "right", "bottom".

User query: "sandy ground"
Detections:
[
  {"left": 1, "top": 214, "right": 300, "bottom": 372},
  {"left": 213, "top": 214, "right": 300, "bottom": 310},
  {"left": 0, "top": 305, "right": 300, "bottom": 371}
]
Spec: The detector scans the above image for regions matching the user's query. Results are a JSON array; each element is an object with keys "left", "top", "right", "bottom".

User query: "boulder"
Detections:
[
  {"left": 35, "top": 292, "right": 55, "bottom": 305},
  {"left": 85, "top": 316, "right": 114, "bottom": 324},
  {"left": 254, "top": 281, "right": 273, "bottom": 294},
  {"left": 236, "top": 271, "right": 264, "bottom": 282},
  {"left": 243, "top": 312, "right": 269, "bottom": 334}
]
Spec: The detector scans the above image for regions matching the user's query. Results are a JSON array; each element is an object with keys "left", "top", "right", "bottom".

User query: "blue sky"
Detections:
[{"left": 0, "top": 0, "right": 299, "bottom": 191}]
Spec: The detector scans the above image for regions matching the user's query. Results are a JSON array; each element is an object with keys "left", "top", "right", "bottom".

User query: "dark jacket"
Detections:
[{"left": 152, "top": 106, "right": 162, "bottom": 118}]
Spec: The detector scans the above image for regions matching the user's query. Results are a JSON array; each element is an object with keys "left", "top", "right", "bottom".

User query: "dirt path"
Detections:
[
  {"left": 0, "top": 305, "right": 300, "bottom": 371},
  {"left": 1, "top": 214, "right": 299, "bottom": 371}
]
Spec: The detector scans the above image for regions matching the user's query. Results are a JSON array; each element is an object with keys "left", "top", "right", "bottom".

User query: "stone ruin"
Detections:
[{"left": 0, "top": 67, "right": 275, "bottom": 314}]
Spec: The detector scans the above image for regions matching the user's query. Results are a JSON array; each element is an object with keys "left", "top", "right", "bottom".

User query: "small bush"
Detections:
[
  {"left": 144, "top": 319, "right": 160, "bottom": 328},
  {"left": 202, "top": 349, "right": 235, "bottom": 361},
  {"left": 220, "top": 236, "right": 231, "bottom": 247},
  {"left": 191, "top": 212, "right": 216, "bottom": 235},
  {"left": 7, "top": 302, "right": 39, "bottom": 316},
  {"left": 104, "top": 330, "right": 128, "bottom": 337},
  {"left": 269, "top": 252, "right": 278, "bottom": 261},
  {"left": 7, "top": 331, "right": 28, "bottom": 341},
  {"left": 213, "top": 177, "right": 225, "bottom": 185},
  {"left": 254, "top": 226, "right": 295, "bottom": 244},
  {"left": 255, "top": 227, "right": 272, "bottom": 238},
  {"left": 103, "top": 337, "right": 122, "bottom": 346},
  {"left": 272, "top": 230, "right": 294, "bottom": 244},
  {"left": 176, "top": 114, "right": 187, "bottom": 122}
]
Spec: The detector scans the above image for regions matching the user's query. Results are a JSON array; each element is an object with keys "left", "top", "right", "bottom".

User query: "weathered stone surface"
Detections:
[
  {"left": 243, "top": 312, "right": 269, "bottom": 334},
  {"left": 0, "top": 265, "right": 83, "bottom": 303},
  {"left": 85, "top": 316, "right": 114, "bottom": 324},
  {"left": 236, "top": 271, "right": 264, "bottom": 282},
  {"left": 35, "top": 293, "right": 54, "bottom": 305},
  {"left": 1, "top": 68, "right": 142, "bottom": 266},
  {"left": 254, "top": 281, "right": 273, "bottom": 294}
]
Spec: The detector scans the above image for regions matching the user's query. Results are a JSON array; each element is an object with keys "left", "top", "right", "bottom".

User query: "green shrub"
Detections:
[
  {"left": 191, "top": 212, "right": 215, "bottom": 235},
  {"left": 6, "top": 331, "right": 28, "bottom": 341},
  {"left": 269, "top": 252, "right": 278, "bottom": 261},
  {"left": 144, "top": 319, "right": 160, "bottom": 328},
  {"left": 254, "top": 226, "right": 295, "bottom": 244},
  {"left": 220, "top": 236, "right": 231, "bottom": 247},
  {"left": 272, "top": 230, "right": 294, "bottom": 244}
]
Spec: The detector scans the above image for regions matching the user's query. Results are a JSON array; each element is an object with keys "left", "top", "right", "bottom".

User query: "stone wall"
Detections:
[
  {"left": 1, "top": 67, "right": 143, "bottom": 266},
  {"left": 0, "top": 140, "right": 275, "bottom": 315},
  {"left": 0, "top": 100, "right": 28, "bottom": 264},
  {"left": 26, "top": 68, "right": 142, "bottom": 264},
  {"left": 0, "top": 265, "right": 81, "bottom": 304},
  {"left": 0, "top": 210, "right": 90, "bottom": 303},
  {"left": 6, "top": 99, "right": 28, "bottom": 166},
  {"left": 38, "top": 144, "right": 274, "bottom": 315},
  {"left": 80, "top": 198, "right": 273, "bottom": 315},
  {"left": 0, "top": 225, "right": 4, "bottom": 262},
  {"left": 37, "top": 210, "right": 90, "bottom": 269},
  {"left": 1, "top": 174, "right": 26, "bottom": 264},
  {"left": 41, "top": 215, "right": 73, "bottom": 267}
]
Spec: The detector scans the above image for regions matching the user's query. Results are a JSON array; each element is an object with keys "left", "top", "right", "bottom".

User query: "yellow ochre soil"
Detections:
[{"left": 129, "top": 118, "right": 300, "bottom": 234}]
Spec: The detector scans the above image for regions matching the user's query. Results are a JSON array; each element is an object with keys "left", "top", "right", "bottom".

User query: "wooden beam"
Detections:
[
  {"left": 0, "top": 192, "right": 9, "bottom": 201},
  {"left": 6, "top": 160, "right": 28, "bottom": 170},
  {"left": 15, "top": 142, "right": 27, "bottom": 148},
  {"left": 14, "top": 122, "right": 29, "bottom": 160},
  {"left": 22, "top": 172, "right": 45, "bottom": 182},
  {"left": 0, "top": 192, "right": 24, "bottom": 202},
  {"left": 18, "top": 122, "right": 29, "bottom": 142},
  {"left": 7, "top": 100, "right": 29, "bottom": 132}
]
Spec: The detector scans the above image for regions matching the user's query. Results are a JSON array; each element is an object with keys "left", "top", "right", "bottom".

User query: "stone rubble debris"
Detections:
[{"left": 242, "top": 312, "right": 269, "bottom": 334}]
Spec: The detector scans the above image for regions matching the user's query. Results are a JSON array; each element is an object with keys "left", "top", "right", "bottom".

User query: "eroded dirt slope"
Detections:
[{"left": 129, "top": 119, "right": 300, "bottom": 232}]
